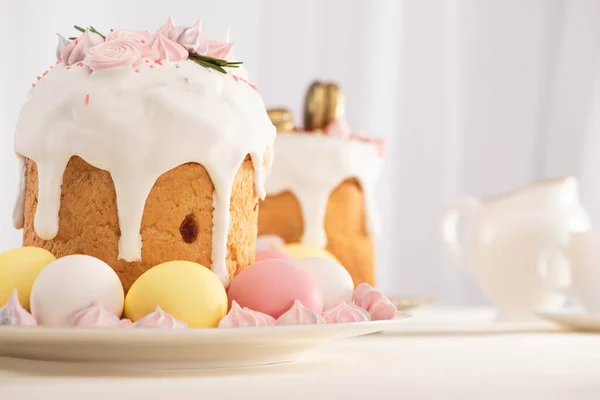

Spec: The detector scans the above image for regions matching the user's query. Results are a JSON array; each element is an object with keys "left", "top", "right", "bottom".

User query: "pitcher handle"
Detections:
[
  {"left": 538, "top": 246, "right": 573, "bottom": 296},
  {"left": 441, "top": 196, "right": 481, "bottom": 264}
]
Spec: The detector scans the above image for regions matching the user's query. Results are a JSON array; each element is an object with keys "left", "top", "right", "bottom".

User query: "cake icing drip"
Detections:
[
  {"left": 14, "top": 18, "right": 275, "bottom": 286},
  {"left": 218, "top": 301, "right": 275, "bottom": 328},
  {"left": 133, "top": 306, "right": 187, "bottom": 328},
  {"left": 72, "top": 301, "right": 121, "bottom": 328},
  {"left": 322, "top": 300, "right": 370, "bottom": 323},
  {"left": 275, "top": 299, "right": 326, "bottom": 326},
  {"left": 265, "top": 133, "right": 382, "bottom": 247},
  {"left": 353, "top": 283, "right": 396, "bottom": 321},
  {"left": 0, "top": 289, "right": 37, "bottom": 326}
]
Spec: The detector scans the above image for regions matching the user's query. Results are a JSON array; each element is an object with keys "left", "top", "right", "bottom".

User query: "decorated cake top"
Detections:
[{"left": 13, "top": 17, "right": 276, "bottom": 286}]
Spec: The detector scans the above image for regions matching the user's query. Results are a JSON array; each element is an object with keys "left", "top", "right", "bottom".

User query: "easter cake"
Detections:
[
  {"left": 0, "top": 19, "right": 396, "bottom": 330},
  {"left": 258, "top": 82, "right": 385, "bottom": 287}
]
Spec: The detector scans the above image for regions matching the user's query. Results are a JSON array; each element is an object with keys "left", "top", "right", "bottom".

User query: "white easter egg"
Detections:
[
  {"left": 294, "top": 257, "right": 354, "bottom": 311},
  {"left": 30, "top": 255, "right": 124, "bottom": 326}
]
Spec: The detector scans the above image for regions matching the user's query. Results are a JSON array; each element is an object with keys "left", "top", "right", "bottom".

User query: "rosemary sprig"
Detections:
[
  {"left": 188, "top": 52, "right": 242, "bottom": 74},
  {"left": 71, "top": 25, "right": 106, "bottom": 40}
]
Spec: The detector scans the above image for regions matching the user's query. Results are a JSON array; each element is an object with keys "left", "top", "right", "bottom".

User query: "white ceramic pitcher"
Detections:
[{"left": 442, "top": 177, "right": 591, "bottom": 320}]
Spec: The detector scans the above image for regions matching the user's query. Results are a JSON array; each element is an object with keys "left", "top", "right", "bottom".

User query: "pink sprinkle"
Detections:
[
  {"left": 85, "top": 94, "right": 90, "bottom": 105},
  {"left": 66, "top": 66, "right": 71, "bottom": 70},
  {"left": 135, "top": 69, "right": 140, "bottom": 73},
  {"left": 75, "top": 39, "right": 79, "bottom": 45},
  {"left": 36, "top": 76, "right": 41, "bottom": 80},
  {"left": 232, "top": 75, "right": 240, "bottom": 81},
  {"left": 31, "top": 83, "right": 36, "bottom": 88},
  {"left": 145, "top": 59, "right": 150, "bottom": 63},
  {"left": 141, "top": 39, "right": 146, "bottom": 44},
  {"left": 56, "top": 59, "right": 62, "bottom": 64},
  {"left": 155, "top": 59, "right": 163, "bottom": 65},
  {"left": 50, "top": 65, "right": 54, "bottom": 69},
  {"left": 149, "top": 65, "right": 154, "bottom": 69},
  {"left": 43, "top": 71, "right": 48, "bottom": 76},
  {"left": 77, "top": 62, "right": 83, "bottom": 67}
]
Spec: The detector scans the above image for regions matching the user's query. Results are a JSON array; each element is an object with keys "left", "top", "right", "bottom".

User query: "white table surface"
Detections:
[{"left": 1, "top": 306, "right": 600, "bottom": 400}]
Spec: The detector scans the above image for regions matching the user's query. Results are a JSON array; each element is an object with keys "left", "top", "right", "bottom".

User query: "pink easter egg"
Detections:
[
  {"left": 227, "top": 259, "right": 323, "bottom": 319},
  {"left": 254, "top": 249, "right": 294, "bottom": 263}
]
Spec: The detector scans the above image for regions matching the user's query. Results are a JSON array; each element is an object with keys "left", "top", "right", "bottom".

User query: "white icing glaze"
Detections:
[
  {"left": 13, "top": 60, "right": 275, "bottom": 286},
  {"left": 265, "top": 133, "right": 382, "bottom": 247}
]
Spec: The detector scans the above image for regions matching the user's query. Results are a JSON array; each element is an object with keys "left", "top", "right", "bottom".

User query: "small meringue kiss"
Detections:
[
  {"left": 276, "top": 300, "right": 326, "bottom": 326},
  {"left": 353, "top": 283, "right": 396, "bottom": 321},
  {"left": 133, "top": 306, "right": 188, "bottom": 328},
  {"left": 219, "top": 301, "right": 275, "bottom": 328},
  {"left": 0, "top": 289, "right": 36, "bottom": 326},
  {"left": 322, "top": 301, "right": 371, "bottom": 323},
  {"left": 72, "top": 301, "right": 121, "bottom": 328}
]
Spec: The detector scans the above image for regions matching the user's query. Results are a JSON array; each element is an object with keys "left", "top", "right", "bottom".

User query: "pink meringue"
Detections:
[
  {"left": 325, "top": 119, "right": 351, "bottom": 139},
  {"left": 322, "top": 301, "right": 371, "bottom": 324},
  {"left": 170, "top": 20, "right": 208, "bottom": 55},
  {"left": 206, "top": 39, "right": 234, "bottom": 60},
  {"left": 0, "top": 289, "right": 37, "bottom": 326},
  {"left": 133, "top": 306, "right": 187, "bottom": 328},
  {"left": 143, "top": 31, "right": 188, "bottom": 62},
  {"left": 256, "top": 234, "right": 286, "bottom": 252},
  {"left": 276, "top": 300, "right": 326, "bottom": 326},
  {"left": 119, "top": 319, "right": 134, "bottom": 328},
  {"left": 56, "top": 33, "right": 70, "bottom": 60},
  {"left": 218, "top": 301, "right": 275, "bottom": 328},
  {"left": 106, "top": 29, "right": 152, "bottom": 46},
  {"left": 61, "top": 31, "right": 104, "bottom": 65},
  {"left": 353, "top": 283, "right": 396, "bottom": 321},
  {"left": 72, "top": 301, "right": 121, "bottom": 328},
  {"left": 159, "top": 16, "right": 176, "bottom": 35},
  {"left": 84, "top": 40, "right": 142, "bottom": 71}
]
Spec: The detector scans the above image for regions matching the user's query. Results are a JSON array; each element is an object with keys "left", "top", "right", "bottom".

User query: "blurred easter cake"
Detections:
[{"left": 258, "top": 81, "right": 385, "bottom": 287}]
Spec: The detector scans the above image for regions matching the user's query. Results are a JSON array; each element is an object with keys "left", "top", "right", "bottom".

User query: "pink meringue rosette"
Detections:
[
  {"left": 106, "top": 29, "right": 152, "bottom": 46},
  {"left": 84, "top": 40, "right": 142, "bottom": 71},
  {"left": 353, "top": 283, "right": 396, "bottom": 321},
  {"left": 276, "top": 300, "right": 326, "bottom": 326},
  {"left": 133, "top": 306, "right": 187, "bottom": 329},
  {"left": 61, "top": 31, "right": 104, "bottom": 65},
  {"left": 322, "top": 301, "right": 371, "bottom": 324},
  {"left": 72, "top": 301, "right": 121, "bottom": 328},
  {"left": 219, "top": 301, "right": 275, "bottom": 328},
  {"left": 0, "top": 289, "right": 37, "bottom": 326}
]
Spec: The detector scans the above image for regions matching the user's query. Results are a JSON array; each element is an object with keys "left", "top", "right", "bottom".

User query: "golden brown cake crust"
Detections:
[
  {"left": 23, "top": 156, "right": 258, "bottom": 291},
  {"left": 258, "top": 178, "right": 374, "bottom": 287}
]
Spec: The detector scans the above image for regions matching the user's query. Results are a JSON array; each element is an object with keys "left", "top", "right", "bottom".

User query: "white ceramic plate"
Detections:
[
  {"left": 0, "top": 316, "right": 408, "bottom": 369},
  {"left": 536, "top": 309, "right": 600, "bottom": 332}
]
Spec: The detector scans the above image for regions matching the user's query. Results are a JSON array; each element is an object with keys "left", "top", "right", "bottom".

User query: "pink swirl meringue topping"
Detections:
[
  {"left": 72, "top": 301, "right": 122, "bottom": 328},
  {"left": 276, "top": 299, "right": 326, "bottom": 326},
  {"left": 322, "top": 301, "right": 371, "bottom": 324},
  {"left": 256, "top": 234, "right": 286, "bottom": 252},
  {"left": 207, "top": 39, "right": 234, "bottom": 60},
  {"left": 84, "top": 40, "right": 142, "bottom": 71},
  {"left": 106, "top": 29, "right": 152, "bottom": 45},
  {"left": 353, "top": 283, "right": 396, "bottom": 321},
  {"left": 0, "top": 289, "right": 37, "bottom": 326},
  {"left": 143, "top": 31, "right": 188, "bottom": 62},
  {"left": 133, "top": 306, "right": 188, "bottom": 328},
  {"left": 61, "top": 30, "right": 104, "bottom": 65},
  {"left": 219, "top": 301, "right": 275, "bottom": 328},
  {"left": 169, "top": 20, "right": 208, "bottom": 55}
]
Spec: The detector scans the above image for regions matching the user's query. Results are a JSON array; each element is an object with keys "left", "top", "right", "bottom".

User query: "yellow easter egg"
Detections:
[
  {"left": 280, "top": 243, "right": 338, "bottom": 262},
  {"left": 124, "top": 261, "right": 227, "bottom": 328},
  {"left": 0, "top": 246, "right": 56, "bottom": 310}
]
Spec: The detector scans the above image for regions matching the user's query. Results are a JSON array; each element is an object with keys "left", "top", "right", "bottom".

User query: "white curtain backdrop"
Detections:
[{"left": 1, "top": 0, "right": 599, "bottom": 304}]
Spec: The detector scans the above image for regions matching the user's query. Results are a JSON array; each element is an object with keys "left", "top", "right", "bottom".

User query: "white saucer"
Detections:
[
  {"left": 535, "top": 308, "right": 600, "bottom": 332},
  {"left": 0, "top": 316, "right": 408, "bottom": 369}
]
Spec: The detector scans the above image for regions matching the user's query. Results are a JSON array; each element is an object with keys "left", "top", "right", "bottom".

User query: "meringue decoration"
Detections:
[
  {"left": 322, "top": 301, "right": 371, "bottom": 324},
  {"left": 207, "top": 40, "right": 234, "bottom": 60},
  {"left": 56, "top": 33, "right": 70, "bottom": 60},
  {"left": 84, "top": 40, "right": 142, "bottom": 71},
  {"left": 171, "top": 20, "right": 208, "bottom": 55},
  {"left": 159, "top": 16, "right": 176, "bottom": 35},
  {"left": 218, "top": 301, "right": 275, "bottom": 328},
  {"left": 61, "top": 31, "right": 104, "bottom": 66},
  {"left": 143, "top": 31, "right": 188, "bottom": 62},
  {"left": 72, "top": 301, "right": 122, "bottom": 328},
  {"left": 133, "top": 306, "right": 188, "bottom": 328},
  {"left": 106, "top": 29, "right": 152, "bottom": 45},
  {"left": 0, "top": 289, "right": 37, "bottom": 326},
  {"left": 119, "top": 318, "right": 134, "bottom": 328},
  {"left": 276, "top": 300, "right": 326, "bottom": 326},
  {"left": 353, "top": 283, "right": 396, "bottom": 321}
]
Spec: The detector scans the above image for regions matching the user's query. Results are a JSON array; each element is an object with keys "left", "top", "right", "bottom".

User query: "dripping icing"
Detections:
[
  {"left": 14, "top": 60, "right": 275, "bottom": 286},
  {"left": 265, "top": 133, "right": 382, "bottom": 248}
]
